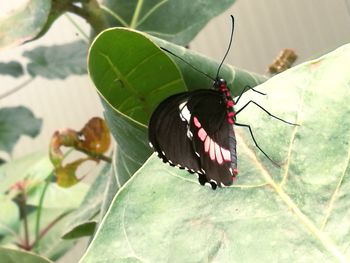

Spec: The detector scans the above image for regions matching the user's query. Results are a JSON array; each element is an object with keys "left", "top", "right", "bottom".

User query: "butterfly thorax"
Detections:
[{"left": 214, "top": 78, "right": 236, "bottom": 125}]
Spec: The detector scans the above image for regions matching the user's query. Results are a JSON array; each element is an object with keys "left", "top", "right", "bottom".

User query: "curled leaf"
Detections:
[
  {"left": 77, "top": 117, "right": 111, "bottom": 154},
  {"left": 55, "top": 158, "right": 88, "bottom": 188}
]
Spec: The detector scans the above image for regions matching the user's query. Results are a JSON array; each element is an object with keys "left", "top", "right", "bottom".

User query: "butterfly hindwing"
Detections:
[{"left": 186, "top": 90, "right": 238, "bottom": 187}]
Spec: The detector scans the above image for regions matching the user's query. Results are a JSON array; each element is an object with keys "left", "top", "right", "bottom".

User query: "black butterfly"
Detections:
[
  {"left": 148, "top": 16, "right": 296, "bottom": 190},
  {"left": 149, "top": 78, "right": 240, "bottom": 190}
]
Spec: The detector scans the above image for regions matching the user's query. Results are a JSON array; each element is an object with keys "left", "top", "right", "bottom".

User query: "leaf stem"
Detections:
[
  {"left": 130, "top": 0, "right": 144, "bottom": 28},
  {"left": 100, "top": 4, "right": 129, "bottom": 27},
  {"left": 65, "top": 0, "right": 108, "bottom": 34},
  {"left": 0, "top": 78, "right": 34, "bottom": 100}
]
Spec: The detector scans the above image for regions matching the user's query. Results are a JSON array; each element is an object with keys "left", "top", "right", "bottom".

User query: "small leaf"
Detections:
[
  {"left": 0, "top": 152, "right": 53, "bottom": 193},
  {"left": 0, "top": 195, "right": 19, "bottom": 235},
  {"left": 0, "top": 247, "right": 53, "bottom": 263},
  {"left": 23, "top": 40, "right": 88, "bottom": 79},
  {"left": 54, "top": 160, "right": 82, "bottom": 187},
  {"left": 49, "top": 117, "right": 110, "bottom": 165},
  {"left": 0, "top": 106, "right": 42, "bottom": 154},
  {"left": 78, "top": 117, "right": 111, "bottom": 154},
  {"left": 0, "top": 61, "right": 23, "bottom": 77},
  {"left": 102, "top": 0, "right": 236, "bottom": 45},
  {"left": 0, "top": 0, "right": 51, "bottom": 50},
  {"left": 80, "top": 44, "right": 350, "bottom": 263},
  {"left": 27, "top": 183, "right": 88, "bottom": 209},
  {"left": 62, "top": 163, "right": 111, "bottom": 239}
]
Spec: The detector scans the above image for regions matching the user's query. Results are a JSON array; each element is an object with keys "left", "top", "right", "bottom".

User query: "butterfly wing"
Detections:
[
  {"left": 186, "top": 90, "right": 238, "bottom": 188},
  {"left": 148, "top": 92, "right": 202, "bottom": 174}
]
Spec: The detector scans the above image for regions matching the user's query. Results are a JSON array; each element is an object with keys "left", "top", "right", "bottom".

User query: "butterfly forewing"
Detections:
[{"left": 148, "top": 93, "right": 201, "bottom": 173}]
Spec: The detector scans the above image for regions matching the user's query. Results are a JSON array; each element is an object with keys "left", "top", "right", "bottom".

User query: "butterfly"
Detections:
[
  {"left": 149, "top": 77, "right": 239, "bottom": 190},
  {"left": 148, "top": 16, "right": 297, "bottom": 190}
]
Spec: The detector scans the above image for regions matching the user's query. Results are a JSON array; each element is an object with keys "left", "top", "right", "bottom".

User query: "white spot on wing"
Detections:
[
  {"left": 179, "top": 104, "right": 191, "bottom": 123},
  {"left": 149, "top": 142, "right": 153, "bottom": 148},
  {"left": 187, "top": 129, "right": 193, "bottom": 139}
]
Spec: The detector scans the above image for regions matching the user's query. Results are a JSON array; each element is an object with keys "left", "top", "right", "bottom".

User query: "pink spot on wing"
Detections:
[
  {"left": 221, "top": 148, "right": 231, "bottom": 162},
  {"left": 204, "top": 136, "right": 210, "bottom": 152},
  {"left": 215, "top": 143, "right": 223, "bottom": 164},
  {"left": 198, "top": 128, "right": 207, "bottom": 141},
  {"left": 209, "top": 139, "right": 215, "bottom": 160},
  {"left": 193, "top": 116, "right": 201, "bottom": 128}
]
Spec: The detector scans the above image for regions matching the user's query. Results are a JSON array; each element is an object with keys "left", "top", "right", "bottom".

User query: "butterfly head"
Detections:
[{"left": 213, "top": 78, "right": 228, "bottom": 92}]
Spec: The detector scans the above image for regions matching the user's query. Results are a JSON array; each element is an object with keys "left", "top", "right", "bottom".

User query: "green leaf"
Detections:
[
  {"left": 23, "top": 41, "right": 88, "bottom": 79},
  {"left": 25, "top": 208, "right": 77, "bottom": 261},
  {"left": 0, "top": 152, "right": 52, "bottom": 193},
  {"left": 89, "top": 28, "right": 186, "bottom": 125},
  {"left": 152, "top": 36, "right": 267, "bottom": 93},
  {"left": 0, "top": 0, "right": 51, "bottom": 50},
  {"left": 27, "top": 183, "right": 88, "bottom": 209},
  {"left": 62, "top": 163, "right": 111, "bottom": 239},
  {"left": 80, "top": 44, "right": 350, "bottom": 263},
  {"left": 0, "top": 107, "right": 42, "bottom": 154},
  {"left": 0, "top": 247, "right": 53, "bottom": 263},
  {"left": 0, "top": 61, "right": 23, "bottom": 77},
  {"left": 88, "top": 28, "right": 185, "bottom": 188},
  {"left": 0, "top": 195, "right": 19, "bottom": 236},
  {"left": 102, "top": 0, "right": 236, "bottom": 45}
]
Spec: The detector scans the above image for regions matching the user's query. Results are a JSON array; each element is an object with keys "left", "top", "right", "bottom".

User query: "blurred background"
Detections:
[
  {"left": 1, "top": 0, "right": 350, "bottom": 159},
  {"left": 0, "top": 0, "right": 350, "bottom": 261}
]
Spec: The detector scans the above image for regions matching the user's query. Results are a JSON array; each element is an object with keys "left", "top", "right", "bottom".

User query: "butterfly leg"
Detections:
[
  {"left": 234, "top": 122, "right": 280, "bottom": 166},
  {"left": 235, "top": 100, "right": 298, "bottom": 126},
  {"left": 235, "top": 85, "right": 266, "bottom": 105}
]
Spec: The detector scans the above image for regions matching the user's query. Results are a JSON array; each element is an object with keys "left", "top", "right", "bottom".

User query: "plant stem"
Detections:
[
  {"left": 0, "top": 78, "right": 34, "bottom": 100},
  {"left": 65, "top": 13, "right": 89, "bottom": 41},
  {"left": 76, "top": 148, "right": 112, "bottom": 163},
  {"left": 34, "top": 172, "right": 54, "bottom": 244},
  {"left": 65, "top": 0, "right": 108, "bottom": 34},
  {"left": 18, "top": 192, "right": 30, "bottom": 250}
]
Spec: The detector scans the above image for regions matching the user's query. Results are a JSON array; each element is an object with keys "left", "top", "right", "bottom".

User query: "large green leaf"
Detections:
[
  {"left": 102, "top": 0, "right": 236, "bottom": 45},
  {"left": 0, "top": 107, "right": 42, "bottom": 154},
  {"left": 0, "top": 0, "right": 51, "bottom": 50},
  {"left": 0, "top": 247, "right": 53, "bottom": 263},
  {"left": 80, "top": 44, "right": 350, "bottom": 263},
  {"left": 23, "top": 41, "right": 88, "bottom": 79},
  {"left": 88, "top": 28, "right": 185, "bottom": 189}
]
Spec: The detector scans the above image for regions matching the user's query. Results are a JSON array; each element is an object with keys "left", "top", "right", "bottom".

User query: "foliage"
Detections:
[{"left": 1, "top": 0, "right": 348, "bottom": 263}]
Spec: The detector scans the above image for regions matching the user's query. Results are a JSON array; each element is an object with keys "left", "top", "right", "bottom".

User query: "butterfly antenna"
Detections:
[
  {"left": 161, "top": 47, "right": 215, "bottom": 81},
  {"left": 216, "top": 15, "right": 235, "bottom": 79}
]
